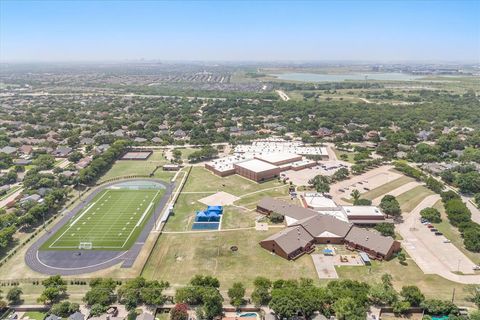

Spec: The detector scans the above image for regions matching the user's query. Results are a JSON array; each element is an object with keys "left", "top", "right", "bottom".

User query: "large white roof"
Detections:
[
  {"left": 255, "top": 153, "right": 300, "bottom": 164},
  {"left": 342, "top": 206, "right": 383, "bottom": 217},
  {"left": 235, "top": 159, "right": 279, "bottom": 173}
]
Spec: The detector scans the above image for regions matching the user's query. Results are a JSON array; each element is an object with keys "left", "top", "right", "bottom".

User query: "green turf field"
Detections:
[{"left": 41, "top": 186, "right": 165, "bottom": 251}]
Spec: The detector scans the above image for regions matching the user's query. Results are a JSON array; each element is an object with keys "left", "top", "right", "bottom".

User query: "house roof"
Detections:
[
  {"left": 258, "top": 197, "right": 316, "bottom": 221},
  {"left": 345, "top": 226, "right": 396, "bottom": 256},
  {"left": 261, "top": 225, "right": 314, "bottom": 255},
  {"left": 68, "top": 312, "right": 85, "bottom": 320},
  {"left": 292, "top": 214, "right": 352, "bottom": 238}
]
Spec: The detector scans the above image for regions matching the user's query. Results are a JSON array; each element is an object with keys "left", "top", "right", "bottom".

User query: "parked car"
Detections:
[
  {"left": 443, "top": 239, "right": 451, "bottom": 243},
  {"left": 430, "top": 228, "right": 438, "bottom": 232},
  {"left": 364, "top": 187, "right": 370, "bottom": 191},
  {"left": 473, "top": 265, "right": 480, "bottom": 271},
  {"left": 434, "top": 232, "right": 443, "bottom": 236},
  {"left": 427, "top": 224, "right": 434, "bottom": 228}
]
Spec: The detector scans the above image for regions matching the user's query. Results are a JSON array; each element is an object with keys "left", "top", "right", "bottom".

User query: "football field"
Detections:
[{"left": 42, "top": 187, "right": 165, "bottom": 250}]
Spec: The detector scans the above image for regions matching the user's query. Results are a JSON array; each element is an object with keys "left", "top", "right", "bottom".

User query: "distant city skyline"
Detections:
[{"left": 1, "top": 0, "right": 479, "bottom": 62}]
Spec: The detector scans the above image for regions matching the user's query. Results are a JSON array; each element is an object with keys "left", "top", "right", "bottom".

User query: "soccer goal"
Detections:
[{"left": 78, "top": 242, "right": 93, "bottom": 250}]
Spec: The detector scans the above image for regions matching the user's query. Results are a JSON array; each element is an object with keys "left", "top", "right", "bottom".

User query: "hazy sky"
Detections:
[{"left": 1, "top": 0, "right": 479, "bottom": 62}]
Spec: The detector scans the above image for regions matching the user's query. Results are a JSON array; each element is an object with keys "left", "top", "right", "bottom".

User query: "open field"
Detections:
[
  {"left": 182, "top": 167, "right": 284, "bottom": 195},
  {"left": 221, "top": 206, "right": 257, "bottom": 229},
  {"left": 332, "top": 149, "right": 356, "bottom": 163},
  {"left": 99, "top": 150, "right": 174, "bottom": 182},
  {"left": 22, "top": 312, "right": 48, "bottom": 320},
  {"left": 361, "top": 175, "right": 416, "bottom": 200},
  {"left": 174, "top": 147, "right": 201, "bottom": 160},
  {"left": 433, "top": 200, "right": 480, "bottom": 265},
  {"left": 142, "top": 229, "right": 317, "bottom": 289},
  {"left": 396, "top": 185, "right": 435, "bottom": 212},
  {"left": 164, "top": 167, "right": 287, "bottom": 231},
  {"left": 41, "top": 188, "right": 165, "bottom": 250}
]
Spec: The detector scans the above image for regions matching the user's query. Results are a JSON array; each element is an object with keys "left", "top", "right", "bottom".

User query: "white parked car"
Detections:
[{"left": 473, "top": 265, "right": 480, "bottom": 271}]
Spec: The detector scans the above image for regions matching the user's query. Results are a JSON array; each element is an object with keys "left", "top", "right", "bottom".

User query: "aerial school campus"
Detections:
[
  {"left": 1, "top": 135, "right": 479, "bottom": 314},
  {"left": 1, "top": 0, "right": 480, "bottom": 318}
]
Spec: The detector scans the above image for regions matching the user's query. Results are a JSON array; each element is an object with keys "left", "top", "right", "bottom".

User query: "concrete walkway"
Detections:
[{"left": 397, "top": 194, "right": 480, "bottom": 284}]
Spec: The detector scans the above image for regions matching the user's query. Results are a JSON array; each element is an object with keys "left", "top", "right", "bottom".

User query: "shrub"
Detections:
[{"left": 420, "top": 207, "right": 442, "bottom": 223}]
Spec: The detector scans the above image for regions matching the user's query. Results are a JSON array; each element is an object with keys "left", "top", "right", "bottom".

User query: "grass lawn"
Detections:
[
  {"left": 99, "top": 151, "right": 174, "bottom": 182},
  {"left": 173, "top": 147, "right": 201, "bottom": 160},
  {"left": 221, "top": 206, "right": 257, "bottom": 229},
  {"left": 182, "top": 167, "right": 283, "bottom": 196},
  {"left": 361, "top": 176, "right": 416, "bottom": 200},
  {"left": 155, "top": 313, "right": 170, "bottom": 320},
  {"left": 14, "top": 284, "right": 90, "bottom": 305},
  {"left": 397, "top": 185, "right": 435, "bottom": 212},
  {"left": 433, "top": 200, "right": 480, "bottom": 265},
  {"left": 333, "top": 149, "right": 356, "bottom": 163},
  {"left": 164, "top": 192, "right": 210, "bottom": 232},
  {"left": 22, "top": 312, "right": 47, "bottom": 320},
  {"left": 41, "top": 187, "right": 165, "bottom": 250},
  {"left": 336, "top": 255, "right": 474, "bottom": 307},
  {"left": 164, "top": 167, "right": 287, "bottom": 231},
  {"left": 233, "top": 186, "right": 289, "bottom": 210},
  {"left": 142, "top": 229, "right": 317, "bottom": 290}
]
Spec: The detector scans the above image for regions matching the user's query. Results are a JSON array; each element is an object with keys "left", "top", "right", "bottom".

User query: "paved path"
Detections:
[
  {"left": 311, "top": 254, "right": 338, "bottom": 279},
  {"left": 275, "top": 90, "right": 290, "bottom": 101},
  {"left": 24, "top": 178, "right": 173, "bottom": 275},
  {"left": 371, "top": 181, "right": 422, "bottom": 205},
  {"left": 397, "top": 194, "right": 480, "bottom": 284},
  {"left": 0, "top": 186, "right": 23, "bottom": 208}
]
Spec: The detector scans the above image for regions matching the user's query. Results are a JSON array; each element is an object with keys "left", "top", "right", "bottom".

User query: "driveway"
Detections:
[{"left": 397, "top": 194, "right": 480, "bottom": 284}]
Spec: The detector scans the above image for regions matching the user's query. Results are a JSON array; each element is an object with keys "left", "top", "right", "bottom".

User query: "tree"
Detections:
[
  {"left": 6, "top": 287, "right": 22, "bottom": 305},
  {"left": 333, "top": 297, "right": 366, "bottom": 320},
  {"left": 308, "top": 175, "right": 330, "bottom": 194},
  {"left": 401, "top": 286, "right": 424, "bottom": 307},
  {"left": 50, "top": 301, "right": 80, "bottom": 317},
  {"left": 227, "top": 282, "right": 245, "bottom": 308},
  {"left": 33, "top": 154, "right": 55, "bottom": 170},
  {"left": 83, "top": 278, "right": 117, "bottom": 307},
  {"left": 356, "top": 198, "right": 372, "bottom": 205},
  {"left": 397, "top": 252, "right": 407, "bottom": 265},
  {"left": 374, "top": 223, "right": 395, "bottom": 237},
  {"left": 202, "top": 289, "right": 223, "bottom": 319},
  {"left": 420, "top": 207, "right": 442, "bottom": 223},
  {"left": 251, "top": 277, "right": 272, "bottom": 306},
  {"left": 172, "top": 149, "right": 182, "bottom": 164},
  {"left": 425, "top": 176, "right": 444, "bottom": 193},
  {"left": 350, "top": 189, "right": 361, "bottom": 204},
  {"left": 380, "top": 195, "right": 401, "bottom": 218},
  {"left": 475, "top": 193, "right": 480, "bottom": 207},
  {"left": 421, "top": 299, "right": 459, "bottom": 316},
  {"left": 464, "top": 226, "right": 480, "bottom": 252},
  {"left": 90, "top": 304, "right": 107, "bottom": 317},
  {"left": 170, "top": 303, "right": 189, "bottom": 320},
  {"left": 332, "top": 168, "right": 349, "bottom": 181},
  {"left": 465, "top": 285, "right": 480, "bottom": 309},
  {"left": 117, "top": 277, "right": 169, "bottom": 310},
  {"left": 68, "top": 151, "right": 83, "bottom": 163},
  {"left": 38, "top": 275, "right": 67, "bottom": 304},
  {"left": 392, "top": 300, "right": 411, "bottom": 315}
]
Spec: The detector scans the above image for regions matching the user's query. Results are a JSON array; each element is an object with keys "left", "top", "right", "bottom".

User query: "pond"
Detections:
[{"left": 270, "top": 72, "right": 426, "bottom": 82}]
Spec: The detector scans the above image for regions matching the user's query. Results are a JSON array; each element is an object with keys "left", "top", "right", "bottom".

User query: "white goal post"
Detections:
[{"left": 78, "top": 242, "right": 93, "bottom": 249}]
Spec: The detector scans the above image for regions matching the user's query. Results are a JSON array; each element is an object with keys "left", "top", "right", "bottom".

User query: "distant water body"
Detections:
[{"left": 270, "top": 72, "right": 426, "bottom": 82}]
